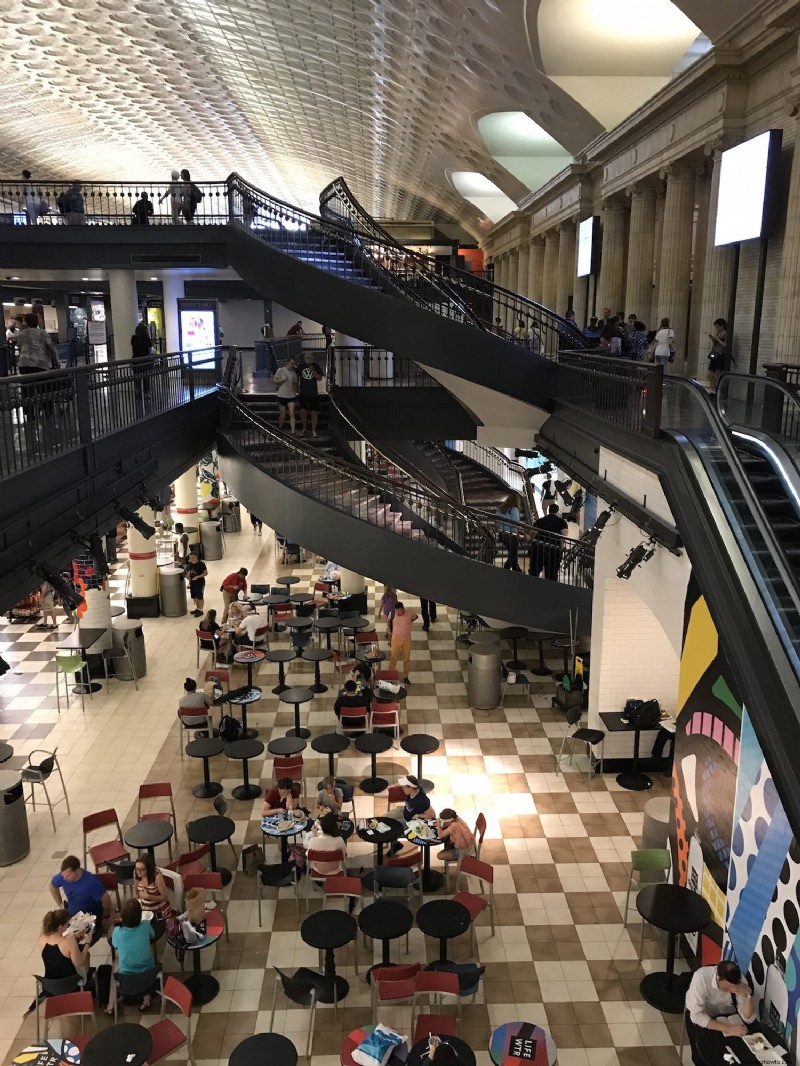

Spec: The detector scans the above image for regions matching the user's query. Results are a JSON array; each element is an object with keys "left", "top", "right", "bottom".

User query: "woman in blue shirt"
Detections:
[
  {"left": 108, "top": 898, "right": 155, "bottom": 1014},
  {"left": 495, "top": 493, "right": 522, "bottom": 571}
]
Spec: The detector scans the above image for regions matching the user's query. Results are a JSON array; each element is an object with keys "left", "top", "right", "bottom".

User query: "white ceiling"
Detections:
[{"left": 0, "top": 0, "right": 752, "bottom": 236}]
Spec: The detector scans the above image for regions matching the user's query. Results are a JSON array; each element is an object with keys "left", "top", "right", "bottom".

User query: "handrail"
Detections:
[
  {"left": 556, "top": 351, "right": 664, "bottom": 437},
  {"left": 716, "top": 372, "right": 800, "bottom": 445},
  {"left": 416, "top": 442, "right": 467, "bottom": 507},
  {"left": 451, "top": 440, "right": 538, "bottom": 522}
]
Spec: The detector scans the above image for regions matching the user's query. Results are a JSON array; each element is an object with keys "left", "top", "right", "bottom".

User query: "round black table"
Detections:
[
  {"left": 357, "top": 819, "right": 404, "bottom": 865},
  {"left": 359, "top": 899, "right": 414, "bottom": 973},
  {"left": 187, "top": 814, "right": 236, "bottom": 886},
  {"left": 356, "top": 648, "right": 385, "bottom": 665},
  {"left": 268, "top": 735, "right": 307, "bottom": 757},
  {"left": 276, "top": 575, "right": 300, "bottom": 587},
  {"left": 124, "top": 819, "right": 174, "bottom": 858},
  {"left": 286, "top": 616, "right": 313, "bottom": 634},
  {"left": 233, "top": 649, "right": 265, "bottom": 692},
  {"left": 226, "top": 738, "right": 264, "bottom": 800},
  {"left": 262, "top": 593, "right": 290, "bottom": 630},
  {"left": 312, "top": 732, "right": 351, "bottom": 777},
  {"left": 230, "top": 1032, "right": 298, "bottom": 1066},
  {"left": 226, "top": 685, "right": 262, "bottom": 740},
  {"left": 373, "top": 684, "right": 407, "bottom": 703},
  {"left": 342, "top": 617, "right": 371, "bottom": 653},
  {"left": 313, "top": 616, "right": 341, "bottom": 650},
  {"left": 290, "top": 592, "right": 314, "bottom": 605},
  {"left": 261, "top": 814, "right": 309, "bottom": 862},
  {"left": 407, "top": 1038, "right": 476, "bottom": 1066},
  {"left": 301, "top": 909, "right": 357, "bottom": 1002},
  {"left": 0, "top": 742, "right": 14, "bottom": 763},
  {"left": 637, "top": 883, "right": 711, "bottom": 1013},
  {"left": 400, "top": 734, "right": 439, "bottom": 793},
  {"left": 301, "top": 646, "right": 333, "bottom": 693},
  {"left": 265, "top": 648, "right": 296, "bottom": 694},
  {"left": 416, "top": 899, "right": 470, "bottom": 963},
  {"left": 279, "top": 685, "right": 314, "bottom": 739},
  {"left": 528, "top": 630, "right": 562, "bottom": 676},
  {"left": 81, "top": 1022, "right": 153, "bottom": 1066},
  {"left": 501, "top": 626, "right": 529, "bottom": 670},
  {"left": 551, "top": 637, "right": 580, "bottom": 678},
  {"left": 186, "top": 737, "right": 225, "bottom": 798},
  {"left": 405, "top": 823, "right": 445, "bottom": 891},
  {"left": 355, "top": 732, "right": 393, "bottom": 793}
]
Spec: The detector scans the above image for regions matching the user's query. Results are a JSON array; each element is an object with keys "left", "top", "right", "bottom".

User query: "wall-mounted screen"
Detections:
[
  {"left": 714, "top": 130, "right": 782, "bottom": 246},
  {"left": 576, "top": 216, "right": 595, "bottom": 277},
  {"left": 178, "top": 298, "right": 218, "bottom": 366}
]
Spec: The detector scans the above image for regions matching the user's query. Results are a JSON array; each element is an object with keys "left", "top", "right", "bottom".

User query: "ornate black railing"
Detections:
[
  {"left": 556, "top": 351, "right": 664, "bottom": 437},
  {"left": 327, "top": 347, "right": 437, "bottom": 388}
]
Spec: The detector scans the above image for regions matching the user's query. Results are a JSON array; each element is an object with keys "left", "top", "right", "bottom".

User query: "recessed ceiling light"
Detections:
[
  {"left": 81, "top": 277, "right": 89, "bottom": 281},
  {"left": 149, "top": 276, "right": 158, "bottom": 281},
  {"left": 10, "top": 276, "right": 19, "bottom": 280}
]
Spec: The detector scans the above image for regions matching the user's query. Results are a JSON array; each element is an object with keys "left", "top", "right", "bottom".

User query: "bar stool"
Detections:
[{"left": 55, "top": 652, "right": 92, "bottom": 713}]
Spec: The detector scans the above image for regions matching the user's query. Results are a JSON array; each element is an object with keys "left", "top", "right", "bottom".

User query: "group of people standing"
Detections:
[
  {"left": 495, "top": 492, "right": 569, "bottom": 579},
  {"left": 152, "top": 170, "right": 203, "bottom": 225}
]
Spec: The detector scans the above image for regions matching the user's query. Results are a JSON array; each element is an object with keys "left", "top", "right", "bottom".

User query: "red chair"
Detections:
[
  {"left": 370, "top": 701, "right": 400, "bottom": 744},
  {"left": 373, "top": 670, "right": 400, "bottom": 683},
  {"left": 145, "top": 976, "right": 196, "bottom": 1065},
  {"left": 43, "top": 990, "right": 95, "bottom": 1051},
  {"left": 96, "top": 870, "right": 121, "bottom": 912},
  {"left": 312, "top": 582, "right": 329, "bottom": 608},
  {"left": 474, "top": 812, "right": 487, "bottom": 859},
  {"left": 177, "top": 708, "right": 215, "bottom": 756},
  {"left": 323, "top": 875, "right": 362, "bottom": 913},
  {"left": 355, "top": 630, "right": 378, "bottom": 646},
  {"left": 386, "top": 784, "right": 405, "bottom": 807},
  {"left": 205, "top": 668, "right": 229, "bottom": 693},
  {"left": 332, "top": 650, "right": 356, "bottom": 675},
  {"left": 137, "top": 783, "right": 177, "bottom": 858},
  {"left": 339, "top": 706, "right": 368, "bottom": 737},
  {"left": 166, "top": 843, "right": 210, "bottom": 880},
  {"left": 454, "top": 855, "right": 495, "bottom": 947},
  {"left": 305, "top": 847, "right": 346, "bottom": 908},
  {"left": 83, "top": 809, "right": 129, "bottom": 871},
  {"left": 196, "top": 629, "right": 217, "bottom": 668},
  {"left": 414, "top": 970, "right": 461, "bottom": 1022},
  {"left": 183, "top": 871, "right": 228, "bottom": 941},
  {"left": 271, "top": 605, "right": 293, "bottom": 633},
  {"left": 273, "top": 754, "right": 305, "bottom": 798},
  {"left": 370, "top": 963, "right": 420, "bottom": 1012},
  {"left": 373, "top": 974, "right": 417, "bottom": 1024}
]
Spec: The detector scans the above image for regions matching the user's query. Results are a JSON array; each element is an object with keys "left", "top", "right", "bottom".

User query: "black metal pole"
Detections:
[{"left": 750, "top": 236, "right": 769, "bottom": 375}]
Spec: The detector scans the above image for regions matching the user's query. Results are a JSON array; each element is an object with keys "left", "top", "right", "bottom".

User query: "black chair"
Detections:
[
  {"left": 114, "top": 965, "right": 163, "bottom": 1021},
  {"left": 257, "top": 862, "right": 299, "bottom": 922},
  {"left": 213, "top": 795, "right": 228, "bottom": 817},
  {"left": 34, "top": 974, "right": 83, "bottom": 1041},
  {"left": 21, "top": 749, "right": 70, "bottom": 832},
  {"left": 555, "top": 706, "right": 605, "bottom": 781},
  {"left": 106, "top": 858, "right": 136, "bottom": 897},
  {"left": 268, "top": 967, "right": 317, "bottom": 1057}
]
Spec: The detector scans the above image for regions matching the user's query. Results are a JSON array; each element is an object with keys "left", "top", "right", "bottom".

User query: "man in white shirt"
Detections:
[
  {"left": 685, "top": 960, "right": 756, "bottom": 1064},
  {"left": 236, "top": 611, "right": 267, "bottom": 648}
]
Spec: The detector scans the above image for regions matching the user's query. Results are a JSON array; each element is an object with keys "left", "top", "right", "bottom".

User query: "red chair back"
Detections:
[
  {"left": 387, "top": 785, "right": 405, "bottom": 804},
  {"left": 475, "top": 812, "right": 487, "bottom": 843},
  {"left": 325, "top": 875, "right": 362, "bottom": 898},
  {"left": 372, "top": 963, "right": 420, "bottom": 984},
  {"left": 96, "top": 871, "right": 118, "bottom": 892},
  {"left": 163, "top": 975, "right": 193, "bottom": 1017},
  {"left": 340, "top": 707, "right": 367, "bottom": 726},
  {"left": 377, "top": 976, "right": 416, "bottom": 1001},
  {"left": 273, "top": 755, "right": 303, "bottom": 775},
  {"left": 82, "top": 808, "right": 119, "bottom": 834},
  {"left": 138, "top": 782, "right": 172, "bottom": 800},
  {"left": 167, "top": 843, "right": 210, "bottom": 871},
  {"left": 206, "top": 669, "right": 229, "bottom": 684},
  {"left": 44, "top": 990, "right": 94, "bottom": 1020},
  {"left": 183, "top": 871, "right": 222, "bottom": 891},
  {"left": 307, "top": 848, "right": 345, "bottom": 875},
  {"left": 460, "top": 855, "right": 493, "bottom": 882},
  {"left": 196, "top": 629, "right": 214, "bottom": 643},
  {"left": 415, "top": 971, "right": 459, "bottom": 996},
  {"left": 314, "top": 582, "right": 329, "bottom": 592},
  {"left": 452, "top": 890, "right": 487, "bottom": 920},
  {"left": 373, "top": 670, "right": 400, "bottom": 682}
]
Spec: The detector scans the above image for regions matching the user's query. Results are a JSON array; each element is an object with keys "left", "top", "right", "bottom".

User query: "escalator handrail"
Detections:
[
  {"left": 716, "top": 371, "right": 800, "bottom": 443},
  {"left": 418, "top": 441, "right": 467, "bottom": 506},
  {"left": 319, "top": 175, "right": 589, "bottom": 351}
]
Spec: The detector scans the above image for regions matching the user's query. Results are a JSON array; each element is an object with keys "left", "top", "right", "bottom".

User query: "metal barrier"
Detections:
[
  {"left": 556, "top": 351, "right": 664, "bottom": 437},
  {"left": 327, "top": 347, "right": 436, "bottom": 388}
]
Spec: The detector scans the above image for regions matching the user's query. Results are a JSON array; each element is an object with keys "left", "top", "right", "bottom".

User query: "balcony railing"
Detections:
[
  {"left": 556, "top": 351, "right": 664, "bottom": 436},
  {"left": 327, "top": 347, "right": 437, "bottom": 388}
]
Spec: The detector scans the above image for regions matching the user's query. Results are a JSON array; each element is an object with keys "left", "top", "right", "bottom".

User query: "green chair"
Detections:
[
  {"left": 55, "top": 653, "right": 92, "bottom": 714},
  {"left": 626, "top": 848, "right": 672, "bottom": 953}
]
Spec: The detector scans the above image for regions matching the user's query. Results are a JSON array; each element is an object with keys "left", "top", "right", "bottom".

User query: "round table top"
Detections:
[
  {"left": 290, "top": 592, "right": 315, "bottom": 604},
  {"left": 286, "top": 616, "right": 313, "bottom": 629},
  {"left": 278, "top": 686, "right": 314, "bottom": 706},
  {"left": 124, "top": 819, "right": 174, "bottom": 850},
  {"left": 262, "top": 594, "right": 291, "bottom": 606},
  {"left": 186, "top": 737, "right": 225, "bottom": 759},
  {"left": 342, "top": 1027, "right": 408, "bottom": 1066},
  {"left": 312, "top": 732, "right": 351, "bottom": 755},
  {"left": 302, "top": 647, "right": 333, "bottom": 662},
  {"left": 264, "top": 649, "right": 297, "bottom": 663},
  {"left": 405, "top": 821, "right": 443, "bottom": 849},
  {"left": 359, "top": 899, "right": 414, "bottom": 941},
  {"left": 12, "top": 1041, "right": 81, "bottom": 1066},
  {"left": 244, "top": 592, "right": 263, "bottom": 601},
  {"left": 301, "top": 908, "right": 358, "bottom": 950},
  {"left": 357, "top": 819, "right": 404, "bottom": 845},
  {"left": 342, "top": 616, "right": 371, "bottom": 631},
  {"left": 110, "top": 605, "right": 125, "bottom": 617},
  {"left": 0, "top": 768, "right": 21, "bottom": 790},
  {"left": 261, "top": 815, "right": 309, "bottom": 837},
  {"left": 401, "top": 733, "right": 440, "bottom": 757},
  {"left": 225, "top": 738, "right": 265, "bottom": 761},
  {"left": 188, "top": 814, "right": 236, "bottom": 845},
  {"left": 82, "top": 1022, "right": 153, "bottom": 1066},
  {"left": 230, "top": 1032, "right": 298, "bottom": 1066},
  {"left": 227, "top": 687, "right": 262, "bottom": 706},
  {"left": 468, "top": 630, "right": 501, "bottom": 645},
  {"left": 234, "top": 650, "right": 266, "bottom": 664},
  {"left": 356, "top": 648, "right": 385, "bottom": 663},
  {"left": 314, "top": 616, "right": 342, "bottom": 630},
  {"left": 373, "top": 685, "right": 407, "bottom": 702},
  {"left": 354, "top": 732, "right": 393, "bottom": 755},
  {"left": 268, "top": 735, "right": 307, "bottom": 756},
  {"left": 501, "top": 626, "right": 529, "bottom": 641},
  {"left": 276, "top": 575, "right": 300, "bottom": 586},
  {"left": 636, "top": 883, "right": 711, "bottom": 934},
  {"left": 489, "top": 1023, "right": 557, "bottom": 1066},
  {"left": 0, "top": 742, "right": 14, "bottom": 763},
  {"left": 416, "top": 899, "right": 471, "bottom": 940},
  {"left": 643, "top": 796, "right": 672, "bottom": 825},
  {"left": 408, "top": 1037, "right": 476, "bottom": 1066}
]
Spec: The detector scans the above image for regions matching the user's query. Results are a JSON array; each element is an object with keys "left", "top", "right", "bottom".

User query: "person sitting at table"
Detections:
[
  {"left": 437, "top": 808, "right": 475, "bottom": 861},
  {"left": 133, "top": 854, "right": 173, "bottom": 930},
  {"left": 227, "top": 599, "right": 249, "bottom": 628},
  {"left": 302, "top": 811, "right": 347, "bottom": 876},
  {"left": 235, "top": 609, "right": 267, "bottom": 649},
  {"left": 261, "top": 776, "right": 302, "bottom": 816},
  {"left": 49, "top": 855, "right": 112, "bottom": 939},
  {"left": 108, "top": 898, "right": 156, "bottom": 1014},
  {"left": 26, "top": 907, "right": 91, "bottom": 1015},
  {"left": 334, "top": 679, "right": 370, "bottom": 724},
  {"left": 199, "top": 608, "right": 232, "bottom": 662},
  {"left": 685, "top": 959, "right": 756, "bottom": 1058},
  {"left": 316, "top": 775, "right": 343, "bottom": 814},
  {"left": 178, "top": 677, "right": 212, "bottom": 732}
]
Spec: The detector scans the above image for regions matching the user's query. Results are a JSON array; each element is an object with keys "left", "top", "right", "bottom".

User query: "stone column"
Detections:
[
  {"left": 656, "top": 165, "right": 697, "bottom": 367},
  {"left": 161, "top": 270, "right": 184, "bottom": 353},
  {"left": 597, "top": 200, "right": 628, "bottom": 316},
  {"left": 775, "top": 125, "right": 800, "bottom": 363},
  {"left": 624, "top": 185, "right": 657, "bottom": 323},
  {"left": 108, "top": 269, "right": 139, "bottom": 362},
  {"left": 174, "top": 467, "right": 198, "bottom": 548},
  {"left": 698, "top": 148, "right": 736, "bottom": 375},
  {"left": 541, "top": 230, "right": 560, "bottom": 311},
  {"left": 651, "top": 189, "right": 666, "bottom": 325},
  {"left": 516, "top": 244, "right": 529, "bottom": 305},
  {"left": 128, "top": 508, "right": 158, "bottom": 598},
  {"left": 529, "top": 237, "right": 545, "bottom": 303},
  {"left": 556, "top": 220, "right": 576, "bottom": 316},
  {"left": 687, "top": 164, "right": 711, "bottom": 378}
]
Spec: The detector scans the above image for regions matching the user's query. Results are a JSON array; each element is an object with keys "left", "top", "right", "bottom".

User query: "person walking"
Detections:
[
  {"left": 19, "top": 170, "right": 45, "bottom": 225},
  {"left": 388, "top": 601, "right": 418, "bottom": 685},
  {"left": 131, "top": 191, "right": 153, "bottom": 225},
  {"left": 531, "top": 504, "right": 569, "bottom": 581},
  {"left": 274, "top": 356, "right": 299, "bottom": 433},
  {"left": 631, "top": 320, "right": 649, "bottom": 361},
  {"left": 495, "top": 492, "right": 522, "bottom": 571},
  {"left": 297, "top": 353, "right": 324, "bottom": 437},
  {"left": 376, "top": 585, "right": 398, "bottom": 640},
  {"left": 184, "top": 550, "right": 208, "bottom": 616},
  {"left": 180, "top": 169, "right": 202, "bottom": 223},
  {"left": 707, "top": 317, "right": 727, "bottom": 394},
  {"left": 420, "top": 599, "right": 437, "bottom": 631},
  {"left": 158, "top": 171, "right": 183, "bottom": 224},
  {"left": 653, "top": 317, "right": 675, "bottom": 368},
  {"left": 249, "top": 513, "right": 263, "bottom": 535},
  {"left": 130, "top": 322, "right": 152, "bottom": 412},
  {"left": 16, "top": 313, "right": 59, "bottom": 375},
  {"left": 56, "top": 182, "right": 85, "bottom": 225},
  {"left": 220, "top": 567, "right": 248, "bottom": 623}
]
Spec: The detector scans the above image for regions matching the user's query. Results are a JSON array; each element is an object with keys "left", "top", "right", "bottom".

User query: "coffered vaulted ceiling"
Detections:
[{"left": 0, "top": 0, "right": 754, "bottom": 236}]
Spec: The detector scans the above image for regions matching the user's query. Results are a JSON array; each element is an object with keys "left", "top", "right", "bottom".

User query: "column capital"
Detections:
[
  {"left": 703, "top": 136, "right": 725, "bottom": 159},
  {"left": 602, "top": 195, "right": 628, "bottom": 212},
  {"left": 659, "top": 162, "right": 700, "bottom": 183},
  {"left": 530, "top": 233, "right": 546, "bottom": 246},
  {"left": 558, "top": 218, "right": 576, "bottom": 233},
  {"left": 625, "top": 182, "right": 658, "bottom": 202}
]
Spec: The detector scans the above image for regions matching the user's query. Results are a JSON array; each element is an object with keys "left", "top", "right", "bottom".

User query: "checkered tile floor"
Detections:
[{"left": 1, "top": 522, "right": 680, "bottom": 1066}]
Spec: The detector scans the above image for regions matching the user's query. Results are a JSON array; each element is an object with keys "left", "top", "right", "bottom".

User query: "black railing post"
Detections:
[
  {"left": 187, "top": 350, "right": 195, "bottom": 402},
  {"left": 75, "top": 371, "right": 92, "bottom": 448},
  {"left": 645, "top": 363, "right": 664, "bottom": 437}
]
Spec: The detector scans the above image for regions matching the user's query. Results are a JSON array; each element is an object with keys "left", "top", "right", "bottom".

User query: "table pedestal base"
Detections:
[
  {"left": 616, "top": 770, "right": 652, "bottom": 791},
  {"left": 286, "top": 727, "right": 311, "bottom": 740},
  {"left": 310, "top": 680, "right": 328, "bottom": 694},
  {"left": 315, "top": 974, "right": 349, "bottom": 1003},
  {"left": 184, "top": 972, "right": 219, "bottom": 1005},
  {"left": 215, "top": 866, "right": 233, "bottom": 887},
  {"left": 192, "top": 781, "right": 223, "bottom": 799},
  {"left": 420, "top": 869, "right": 444, "bottom": 891},
  {"left": 73, "top": 682, "right": 102, "bottom": 694},
  {"left": 272, "top": 682, "right": 288, "bottom": 695},
  {"left": 242, "top": 727, "right": 259, "bottom": 740},
  {"left": 640, "top": 970, "right": 685, "bottom": 1013},
  {"left": 232, "top": 782, "right": 262, "bottom": 800},
  {"left": 360, "top": 776, "right": 387, "bottom": 794}
]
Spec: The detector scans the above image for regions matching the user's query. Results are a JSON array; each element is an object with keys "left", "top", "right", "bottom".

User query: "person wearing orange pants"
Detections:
[{"left": 388, "top": 602, "right": 418, "bottom": 684}]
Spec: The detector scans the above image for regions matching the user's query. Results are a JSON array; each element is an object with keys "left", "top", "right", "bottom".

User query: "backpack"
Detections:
[
  {"left": 190, "top": 184, "right": 203, "bottom": 205},
  {"left": 219, "top": 714, "right": 241, "bottom": 743},
  {"left": 628, "top": 698, "right": 661, "bottom": 728}
]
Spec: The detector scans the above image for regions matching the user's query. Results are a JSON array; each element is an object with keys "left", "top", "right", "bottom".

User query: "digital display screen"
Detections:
[
  {"left": 714, "top": 130, "right": 780, "bottom": 246},
  {"left": 576, "top": 217, "right": 595, "bottom": 277},
  {"left": 179, "top": 309, "right": 217, "bottom": 365}
]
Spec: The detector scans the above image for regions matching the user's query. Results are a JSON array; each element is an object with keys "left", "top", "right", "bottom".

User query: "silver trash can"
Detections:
[
  {"left": 468, "top": 644, "right": 501, "bottom": 710},
  {"left": 220, "top": 498, "right": 241, "bottom": 533},
  {"left": 112, "top": 618, "right": 147, "bottom": 680},
  {"left": 0, "top": 770, "right": 30, "bottom": 865},
  {"left": 200, "top": 520, "right": 223, "bottom": 561},
  {"left": 160, "top": 566, "right": 188, "bottom": 617}
]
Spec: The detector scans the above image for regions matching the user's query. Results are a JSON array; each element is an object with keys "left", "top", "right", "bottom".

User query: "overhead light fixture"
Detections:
[
  {"left": 33, "top": 564, "right": 84, "bottom": 610},
  {"left": 616, "top": 538, "right": 657, "bottom": 580},
  {"left": 116, "top": 504, "right": 155, "bottom": 539},
  {"left": 69, "top": 530, "right": 110, "bottom": 577},
  {"left": 10, "top": 276, "right": 19, "bottom": 280},
  {"left": 81, "top": 277, "right": 89, "bottom": 281},
  {"left": 149, "top": 276, "right": 158, "bottom": 281},
  {"left": 554, "top": 479, "right": 573, "bottom": 507},
  {"left": 562, "top": 507, "right": 614, "bottom": 566}
]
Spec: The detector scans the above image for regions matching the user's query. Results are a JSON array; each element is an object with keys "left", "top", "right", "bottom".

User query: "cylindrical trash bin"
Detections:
[
  {"left": 220, "top": 498, "right": 241, "bottom": 533},
  {"left": 467, "top": 644, "right": 501, "bottom": 710},
  {"left": 112, "top": 618, "right": 147, "bottom": 680},
  {"left": 0, "top": 770, "right": 30, "bottom": 865},
  {"left": 200, "top": 520, "right": 223, "bottom": 561},
  {"left": 160, "top": 566, "right": 188, "bottom": 617}
]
